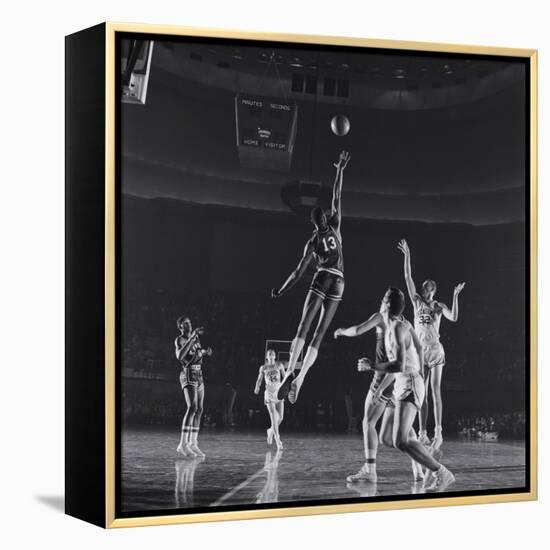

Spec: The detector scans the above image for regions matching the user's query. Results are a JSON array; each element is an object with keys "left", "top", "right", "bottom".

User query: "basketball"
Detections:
[{"left": 331, "top": 114, "right": 350, "bottom": 136}]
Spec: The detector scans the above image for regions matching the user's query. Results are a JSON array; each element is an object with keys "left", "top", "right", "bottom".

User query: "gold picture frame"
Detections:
[{"left": 65, "top": 21, "right": 537, "bottom": 528}]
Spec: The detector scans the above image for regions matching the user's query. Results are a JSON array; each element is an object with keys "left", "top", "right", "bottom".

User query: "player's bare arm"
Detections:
[
  {"left": 175, "top": 328, "right": 203, "bottom": 362},
  {"left": 334, "top": 312, "right": 383, "bottom": 339},
  {"left": 254, "top": 366, "right": 264, "bottom": 395},
  {"left": 441, "top": 282, "right": 466, "bottom": 322},
  {"left": 370, "top": 322, "right": 408, "bottom": 374},
  {"left": 271, "top": 239, "right": 314, "bottom": 298},
  {"left": 330, "top": 150, "right": 351, "bottom": 231},
  {"left": 398, "top": 239, "right": 417, "bottom": 304}
]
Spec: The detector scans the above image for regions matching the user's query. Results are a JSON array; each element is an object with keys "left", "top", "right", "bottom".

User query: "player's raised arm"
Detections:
[
  {"left": 372, "top": 322, "right": 407, "bottom": 374},
  {"left": 441, "top": 282, "right": 466, "bottom": 322},
  {"left": 334, "top": 312, "right": 383, "bottom": 339},
  {"left": 254, "top": 366, "right": 264, "bottom": 395},
  {"left": 330, "top": 150, "right": 350, "bottom": 229},
  {"left": 397, "top": 239, "right": 417, "bottom": 304},
  {"left": 271, "top": 238, "right": 314, "bottom": 298}
]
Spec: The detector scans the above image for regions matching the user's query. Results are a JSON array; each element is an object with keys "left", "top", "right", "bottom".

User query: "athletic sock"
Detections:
[{"left": 180, "top": 427, "right": 190, "bottom": 446}]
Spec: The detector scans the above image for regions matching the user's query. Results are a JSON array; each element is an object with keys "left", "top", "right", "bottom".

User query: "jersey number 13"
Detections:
[{"left": 321, "top": 236, "right": 337, "bottom": 253}]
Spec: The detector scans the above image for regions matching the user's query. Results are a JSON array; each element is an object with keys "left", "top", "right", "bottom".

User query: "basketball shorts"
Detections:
[
  {"left": 264, "top": 384, "right": 282, "bottom": 405},
  {"left": 423, "top": 342, "right": 446, "bottom": 370},
  {"left": 309, "top": 270, "right": 345, "bottom": 302},
  {"left": 393, "top": 372, "right": 425, "bottom": 410},
  {"left": 180, "top": 365, "right": 204, "bottom": 389},
  {"left": 368, "top": 337, "right": 395, "bottom": 407}
]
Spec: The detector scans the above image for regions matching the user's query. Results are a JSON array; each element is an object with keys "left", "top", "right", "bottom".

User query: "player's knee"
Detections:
[
  {"left": 196, "top": 405, "right": 204, "bottom": 416},
  {"left": 380, "top": 432, "right": 393, "bottom": 447},
  {"left": 393, "top": 433, "right": 408, "bottom": 451},
  {"left": 363, "top": 417, "right": 376, "bottom": 431}
]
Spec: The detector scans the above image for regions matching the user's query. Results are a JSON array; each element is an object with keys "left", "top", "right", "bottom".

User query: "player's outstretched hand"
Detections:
[
  {"left": 334, "top": 150, "right": 351, "bottom": 171},
  {"left": 205, "top": 347, "right": 213, "bottom": 356},
  {"left": 397, "top": 239, "right": 410, "bottom": 256},
  {"left": 271, "top": 288, "right": 281, "bottom": 298},
  {"left": 334, "top": 328, "right": 343, "bottom": 339},
  {"left": 454, "top": 282, "right": 466, "bottom": 295},
  {"left": 357, "top": 357, "right": 373, "bottom": 372}
]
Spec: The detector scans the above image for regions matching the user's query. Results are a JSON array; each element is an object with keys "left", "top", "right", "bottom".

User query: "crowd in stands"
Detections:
[
  {"left": 452, "top": 412, "right": 526, "bottom": 439},
  {"left": 121, "top": 284, "right": 526, "bottom": 439},
  {"left": 120, "top": 197, "right": 527, "bottom": 439}
]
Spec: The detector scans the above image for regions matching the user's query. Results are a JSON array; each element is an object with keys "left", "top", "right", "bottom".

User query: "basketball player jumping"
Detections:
[
  {"left": 398, "top": 239, "right": 465, "bottom": 451},
  {"left": 273, "top": 150, "right": 350, "bottom": 404},
  {"left": 254, "top": 349, "right": 286, "bottom": 450},
  {"left": 175, "top": 316, "right": 212, "bottom": 458},
  {"left": 360, "top": 287, "right": 455, "bottom": 492}
]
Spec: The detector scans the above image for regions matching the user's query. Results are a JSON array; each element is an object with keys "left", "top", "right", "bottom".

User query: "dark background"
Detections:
[{"left": 120, "top": 37, "right": 527, "bottom": 438}]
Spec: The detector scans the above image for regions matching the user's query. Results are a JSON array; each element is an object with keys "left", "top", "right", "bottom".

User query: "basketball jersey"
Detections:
[
  {"left": 312, "top": 219, "right": 344, "bottom": 276},
  {"left": 178, "top": 336, "right": 203, "bottom": 367},
  {"left": 263, "top": 363, "right": 282, "bottom": 389},
  {"left": 384, "top": 317, "right": 420, "bottom": 376},
  {"left": 414, "top": 296, "right": 442, "bottom": 345}
]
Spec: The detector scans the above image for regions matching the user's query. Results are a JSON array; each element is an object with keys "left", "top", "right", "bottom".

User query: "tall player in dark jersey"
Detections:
[{"left": 272, "top": 150, "right": 350, "bottom": 404}]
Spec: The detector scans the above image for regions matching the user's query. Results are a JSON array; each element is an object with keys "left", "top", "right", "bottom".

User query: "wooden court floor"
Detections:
[{"left": 120, "top": 429, "right": 526, "bottom": 513}]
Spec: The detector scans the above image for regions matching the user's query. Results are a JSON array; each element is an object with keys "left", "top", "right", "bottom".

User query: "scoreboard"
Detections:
[{"left": 235, "top": 94, "right": 298, "bottom": 171}]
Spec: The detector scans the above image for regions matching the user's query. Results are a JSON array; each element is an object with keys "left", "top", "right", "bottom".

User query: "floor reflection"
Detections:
[
  {"left": 175, "top": 457, "right": 205, "bottom": 508},
  {"left": 345, "top": 480, "right": 378, "bottom": 498},
  {"left": 255, "top": 451, "right": 282, "bottom": 504}
]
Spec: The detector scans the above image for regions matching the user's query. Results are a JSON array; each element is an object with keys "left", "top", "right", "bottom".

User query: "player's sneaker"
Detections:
[
  {"left": 428, "top": 466, "right": 455, "bottom": 492},
  {"left": 418, "top": 432, "right": 431, "bottom": 446},
  {"left": 277, "top": 373, "right": 294, "bottom": 400},
  {"left": 267, "top": 428, "right": 274, "bottom": 445},
  {"left": 346, "top": 464, "right": 378, "bottom": 483},
  {"left": 176, "top": 443, "right": 196, "bottom": 458},
  {"left": 189, "top": 443, "right": 206, "bottom": 458},
  {"left": 288, "top": 377, "right": 304, "bottom": 404},
  {"left": 422, "top": 467, "right": 436, "bottom": 489}
]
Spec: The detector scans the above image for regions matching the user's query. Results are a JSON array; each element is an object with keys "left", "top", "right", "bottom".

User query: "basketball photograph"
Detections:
[{"left": 117, "top": 33, "right": 531, "bottom": 518}]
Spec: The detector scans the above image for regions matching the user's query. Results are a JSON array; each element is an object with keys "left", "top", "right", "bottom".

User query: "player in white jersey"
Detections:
[
  {"left": 336, "top": 289, "right": 427, "bottom": 483},
  {"left": 398, "top": 239, "right": 465, "bottom": 451},
  {"left": 254, "top": 349, "right": 286, "bottom": 450},
  {"left": 359, "top": 287, "right": 455, "bottom": 492},
  {"left": 334, "top": 299, "right": 396, "bottom": 483}
]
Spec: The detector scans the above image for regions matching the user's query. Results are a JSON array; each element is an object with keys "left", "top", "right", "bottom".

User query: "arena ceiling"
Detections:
[{"left": 121, "top": 39, "right": 527, "bottom": 225}]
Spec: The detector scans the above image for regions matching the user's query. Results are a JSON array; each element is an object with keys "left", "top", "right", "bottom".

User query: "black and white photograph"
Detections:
[{"left": 117, "top": 33, "right": 531, "bottom": 518}]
